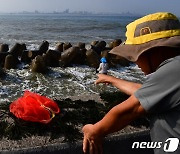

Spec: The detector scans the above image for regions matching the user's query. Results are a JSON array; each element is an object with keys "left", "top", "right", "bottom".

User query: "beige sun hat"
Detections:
[{"left": 110, "top": 12, "right": 180, "bottom": 62}]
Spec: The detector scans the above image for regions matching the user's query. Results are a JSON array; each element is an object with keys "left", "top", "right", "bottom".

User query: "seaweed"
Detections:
[
  {"left": 0, "top": 99, "right": 106, "bottom": 142},
  {"left": 0, "top": 92, "right": 149, "bottom": 143}
]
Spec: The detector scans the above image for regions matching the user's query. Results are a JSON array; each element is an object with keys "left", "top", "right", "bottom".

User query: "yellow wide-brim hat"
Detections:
[{"left": 110, "top": 12, "right": 180, "bottom": 62}]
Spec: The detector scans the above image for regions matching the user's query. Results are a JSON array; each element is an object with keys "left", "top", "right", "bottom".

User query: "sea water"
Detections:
[{"left": 0, "top": 13, "right": 145, "bottom": 103}]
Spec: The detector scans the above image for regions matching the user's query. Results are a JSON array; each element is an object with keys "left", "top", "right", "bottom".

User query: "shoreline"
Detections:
[{"left": 0, "top": 92, "right": 149, "bottom": 151}]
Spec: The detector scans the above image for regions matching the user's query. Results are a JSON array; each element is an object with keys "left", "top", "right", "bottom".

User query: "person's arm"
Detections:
[
  {"left": 95, "top": 74, "right": 142, "bottom": 95},
  {"left": 82, "top": 95, "right": 146, "bottom": 154}
]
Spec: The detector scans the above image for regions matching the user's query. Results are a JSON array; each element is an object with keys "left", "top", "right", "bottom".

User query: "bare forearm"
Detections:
[
  {"left": 92, "top": 95, "right": 146, "bottom": 137},
  {"left": 112, "top": 77, "right": 142, "bottom": 95},
  {"left": 104, "top": 75, "right": 142, "bottom": 95}
]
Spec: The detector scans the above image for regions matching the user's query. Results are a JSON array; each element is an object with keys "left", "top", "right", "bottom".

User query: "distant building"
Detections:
[{"left": 63, "top": 9, "right": 69, "bottom": 14}]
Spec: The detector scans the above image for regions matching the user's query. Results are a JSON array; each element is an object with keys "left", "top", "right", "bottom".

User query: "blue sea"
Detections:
[{"left": 0, "top": 13, "right": 145, "bottom": 103}]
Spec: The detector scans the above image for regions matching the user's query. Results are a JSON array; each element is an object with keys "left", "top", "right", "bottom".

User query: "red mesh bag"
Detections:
[{"left": 9, "top": 91, "right": 60, "bottom": 124}]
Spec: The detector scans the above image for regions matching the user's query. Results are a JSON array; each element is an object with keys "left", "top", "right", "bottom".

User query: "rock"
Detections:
[
  {"left": 9, "top": 43, "right": 24, "bottom": 57},
  {"left": 38, "top": 41, "right": 49, "bottom": 55},
  {"left": 4, "top": 54, "right": 17, "bottom": 69},
  {"left": 31, "top": 55, "right": 47, "bottom": 73},
  {"left": 63, "top": 42, "right": 72, "bottom": 51},
  {"left": 77, "top": 42, "right": 85, "bottom": 49},
  {"left": 91, "top": 40, "right": 99, "bottom": 46},
  {"left": 21, "top": 50, "right": 32, "bottom": 63},
  {"left": 95, "top": 41, "right": 106, "bottom": 50},
  {"left": 60, "top": 47, "right": 80, "bottom": 67},
  {"left": 44, "top": 49, "right": 61, "bottom": 67},
  {"left": 109, "top": 39, "right": 122, "bottom": 49},
  {"left": 28, "top": 50, "right": 41, "bottom": 60},
  {"left": 21, "top": 43, "right": 27, "bottom": 51},
  {"left": 110, "top": 55, "right": 131, "bottom": 67},
  {"left": 55, "top": 42, "right": 64, "bottom": 52},
  {"left": 0, "top": 44, "right": 9, "bottom": 52},
  {"left": 71, "top": 48, "right": 86, "bottom": 64},
  {"left": 0, "top": 52, "right": 9, "bottom": 67},
  {"left": 0, "top": 67, "right": 5, "bottom": 76},
  {"left": 86, "top": 49, "right": 100, "bottom": 68},
  {"left": 91, "top": 41, "right": 107, "bottom": 55},
  {"left": 101, "top": 50, "right": 110, "bottom": 59}
]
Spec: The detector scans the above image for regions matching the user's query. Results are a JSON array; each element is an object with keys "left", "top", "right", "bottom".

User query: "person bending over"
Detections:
[{"left": 82, "top": 12, "right": 180, "bottom": 154}]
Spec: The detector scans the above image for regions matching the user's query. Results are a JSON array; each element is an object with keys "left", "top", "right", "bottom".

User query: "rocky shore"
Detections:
[
  {"left": 0, "top": 91, "right": 149, "bottom": 152},
  {"left": 0, "top": 40, "right": 148, "bottom": 153},
  {"left": 0, "top": 39, "right": 131, "bottom": 75}
]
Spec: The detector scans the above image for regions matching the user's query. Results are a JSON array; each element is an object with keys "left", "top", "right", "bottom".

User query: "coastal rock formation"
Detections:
[
  {"left": 38, "top": 41, "right": 49, "bottom": 55},
  {"left": 63, "top": 42, "right": 72, "bottom": 51},
  {"left": 9, "top": 43, "right": 25, "bottom": 57},
  {"left": 60, "top": 47, "right": 80, "bottom": 66},
  {"left": 0, "top": 52, "right": 8, "bottom": 67},
  {"left": 31, "top": 55, "right": 47, "bottom": 73},
  {"left": 44, "top": 49, "right": 61, "bottom": 67},
  {"left": 28, "top": 50, "right": 42, "bottom": 60},
  {"left": 86, "top": 49, "right": 100, "bottom": 68},
  {"left": 0, "top": 39, "right": 131, "bottom": 72},
  {"left": 77, "top": 42, "right": 85, "bottom": 49},
  {"left": 110, "top": 54, "right": 131, "bottom": 67},
  {"left": 55, "top": 42, "right": 64, "bottom": 52},
  {"left": 89, "top": 41, "right": 107, "bottom": 55},
  {"left": 71, "top": 48, "right": 86, "bottom": 65},
  {"left": 94, "top": 41, "right": 106, "bottom": 53},
  {"left": 0, "top": 67, "right": 5, "bottom": 76},
  {"left": 109, "top": 39, "right": 122, "bottom": 49},
  {"left": 4, "top": 54, "right": 17, "bottom": 69},
  {"left": 91, "top": 40, "right": 99, "bottom": 46},
  {"left": 0, "top": 44, "right": 9, "bottom": 53}
]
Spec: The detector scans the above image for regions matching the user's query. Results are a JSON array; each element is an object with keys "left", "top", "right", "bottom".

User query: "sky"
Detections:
[{"left": 0, "top": 0, "right": 180, "bottom": 16}]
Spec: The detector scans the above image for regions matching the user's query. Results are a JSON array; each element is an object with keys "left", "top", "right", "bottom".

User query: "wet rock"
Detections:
[
  {"left": 77, "top": 42, "right": 85, "bottom": 49},
  {"left": 31, "top": 55, "right": 47, "bottom": 73},
  {"left": 63, "top": 42, "right": 72, "bottom": 51},
  {"left": 21, "top": 43, "right": 27, "bottom": 51},
  {"left": 4, "top": 54, "right": 17, "bottom": 69},
  {"left": 38, "top": 41, "right": 49, "bottom": 55},
  {"left": 0, "top": 52, "right": 9, "bottom": 67},
  {"left": 9, "top": 43, "right": 24, "bottom": 57},
  {"left": 110, "top": 55, "right": 131, "bottom": 67},
  {"left": 28, "top": 50, "right": 41, "bottom": 60},
  {"left": 60, "top": 47, "right": 80, "bottom": 67},
  {"left": 91, "top": 40, "right": 99, "bottom": 46},
  {"left": 95, "top": 41, "right": 106, "bottom": 50},
  {"left": 21, "top": 50, "right": 32, "bottom": 63},
  {"left": 101, "top": 50, "right": 110, "bottom": 59},
  {"left": 0, "top": 67, "right": 5, "bottom": 76},
  {"left": 109, "top": 39, "right": 122, "bottom": 49},
  {"left": 86, "top": 49, "right": 100, "bottom": 68},
  {"left": 0, "top": 44, "right": 9, "bottom": 52},
  {"left": 44, "top": 49, "right": 61, "bottom": 67},
  {"left": 91, "top": 41, "right": 107, "bottom": 55},
  {"left": 55, "top": 42, "right": 64, "bottom": 52},
  {"left": 71, "top": 48, "right": 86, "bottom": 64}
]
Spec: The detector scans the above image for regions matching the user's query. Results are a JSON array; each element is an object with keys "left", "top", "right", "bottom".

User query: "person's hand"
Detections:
[
  {"left": 95, "top": 74, "right": 113, "bottom": 85},
  {"left": 82, "top": 124, "right": 103, "bottom": 154}
]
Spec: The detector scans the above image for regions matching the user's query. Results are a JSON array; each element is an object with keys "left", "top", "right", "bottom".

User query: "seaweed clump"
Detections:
[{"left": 0, "top": 91, "right": 149, "bottom": 144}]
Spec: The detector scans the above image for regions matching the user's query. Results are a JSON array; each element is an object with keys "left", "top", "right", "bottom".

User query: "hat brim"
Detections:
[{"left": 109, "top": 36, "right": 180, "bottom": 62}]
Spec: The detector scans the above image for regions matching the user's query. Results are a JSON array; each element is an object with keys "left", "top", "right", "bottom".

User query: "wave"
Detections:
[{"left": 0, "top": 64, "right": 145, "bottom": 104}]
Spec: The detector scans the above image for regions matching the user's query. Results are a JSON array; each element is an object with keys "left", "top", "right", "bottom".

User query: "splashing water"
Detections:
[{"left": 0, "top": 64, "right": 145, "bottom": 104}]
